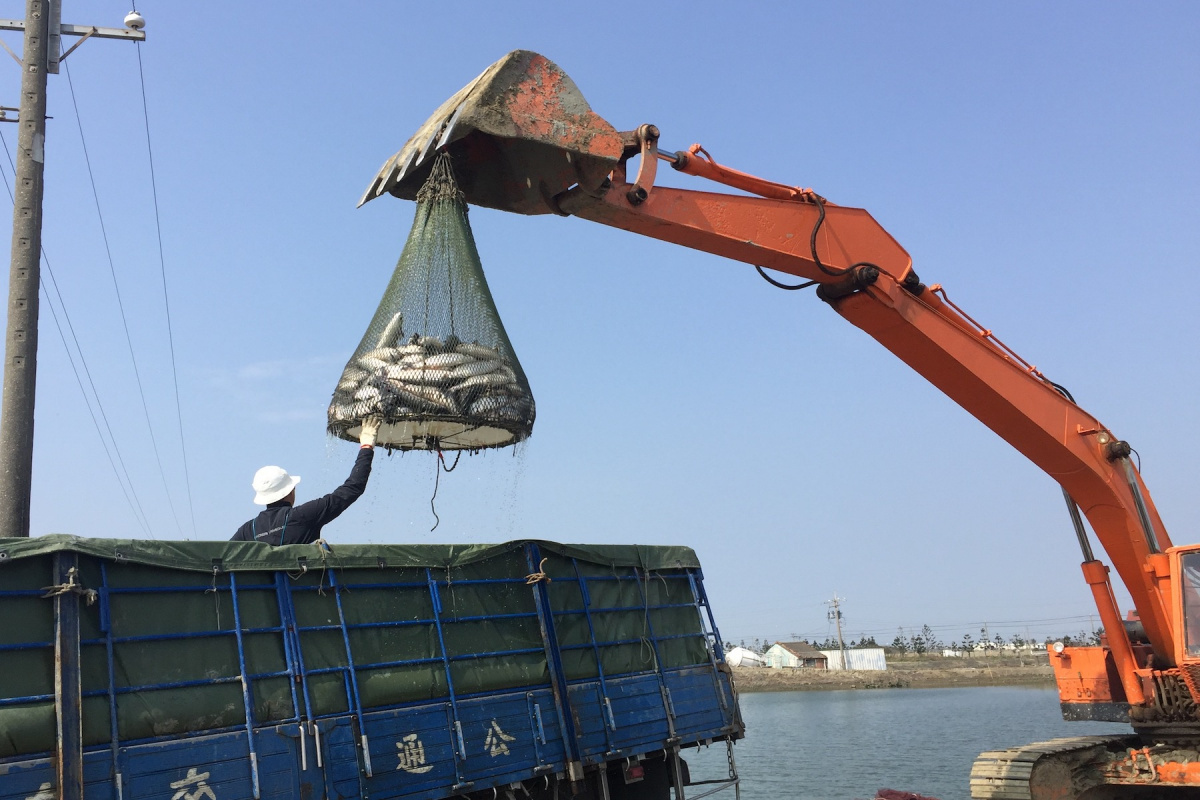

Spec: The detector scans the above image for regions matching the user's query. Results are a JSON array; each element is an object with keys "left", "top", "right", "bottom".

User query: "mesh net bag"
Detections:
[{"left": 328, "top": 153, "right": 535, "bottom": 451}]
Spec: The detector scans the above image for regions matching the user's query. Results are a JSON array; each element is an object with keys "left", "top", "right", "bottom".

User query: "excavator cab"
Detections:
[
  {"left": 1178, "top": 549, "right": 1200, "bottom": 658},
  {"left": 1050, "top": 545, "right": 1200, "bottom": 728}
]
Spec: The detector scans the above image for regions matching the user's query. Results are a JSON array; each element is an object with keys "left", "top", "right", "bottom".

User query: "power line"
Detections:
[
  {"left": 134, "top": 38, "right": 196, "bottom": 537},
  {"left": 0, "top": 131, "right": 152, "bottom": 536},
  {"left": 40, "top": 278, "right": 152, "bottom": 536},
  {"left": 62, "top": 57, "right": 181, "bottom": 536}
]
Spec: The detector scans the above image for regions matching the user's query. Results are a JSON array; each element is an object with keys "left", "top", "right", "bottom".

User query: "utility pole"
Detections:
[
  {"left": 827, "top": 594, "right": 848, "bottom": 670},
  {"left": 0, "top": 1, "right": 143, "bottom": 538}
]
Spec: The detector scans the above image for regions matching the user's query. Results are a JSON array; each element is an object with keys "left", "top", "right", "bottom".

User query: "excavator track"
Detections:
[{"left": 969, "top": 734, "right": 1200, "bottom": 799}]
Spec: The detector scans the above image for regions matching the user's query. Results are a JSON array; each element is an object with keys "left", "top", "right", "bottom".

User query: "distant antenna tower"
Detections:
[{"left": 826, "top": 594, "right": 848, "bottom": 670}]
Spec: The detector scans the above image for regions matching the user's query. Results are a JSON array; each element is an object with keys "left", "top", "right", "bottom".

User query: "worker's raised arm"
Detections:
[{"left": 287, "top": 419, "right": 380, "bottom": 540}]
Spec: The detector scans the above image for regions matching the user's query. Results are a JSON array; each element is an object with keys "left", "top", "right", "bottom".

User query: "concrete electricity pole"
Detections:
[
  {"left": 0, "top": 1, "right": 144, "bottom": 538},
  {"left": 827, "top": 594, "right": 848, "bottom": 670}
]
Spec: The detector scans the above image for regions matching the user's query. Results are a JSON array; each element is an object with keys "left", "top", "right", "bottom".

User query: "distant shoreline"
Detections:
[{"left": 730, "top": 659, "right": 1055, "bottom": 693}]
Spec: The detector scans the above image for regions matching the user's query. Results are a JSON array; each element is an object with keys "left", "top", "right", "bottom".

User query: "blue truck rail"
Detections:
[{"left": 0, "top": 538, "right": 742, "bottom": 800}]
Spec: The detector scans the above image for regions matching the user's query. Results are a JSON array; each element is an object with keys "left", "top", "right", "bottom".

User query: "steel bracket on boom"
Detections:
[{"left": 624, "top": 124, "right": 660, "bottom": 206}]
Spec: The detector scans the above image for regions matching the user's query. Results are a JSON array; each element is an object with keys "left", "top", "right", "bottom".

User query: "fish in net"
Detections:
[{"left": 328, "top": 153, "right": 535, "bottom": 450}]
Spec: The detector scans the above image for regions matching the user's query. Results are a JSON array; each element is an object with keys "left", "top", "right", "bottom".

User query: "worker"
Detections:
[{"left": 231, "top": 418, "right": 381, "bottom": 545}]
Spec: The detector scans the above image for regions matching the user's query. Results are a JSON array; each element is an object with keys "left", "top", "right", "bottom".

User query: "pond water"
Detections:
[{"left": 685, "top": 686, "right": 1129, "bottom": 800}]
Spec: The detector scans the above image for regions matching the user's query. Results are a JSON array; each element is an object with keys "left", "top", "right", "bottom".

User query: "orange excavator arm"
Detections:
[
  {"left": 560, "top": 140, "right": 1174, "bottom": 689},
  {"left": 360, "top": 51, "right": 1177, "bottom": 700}
]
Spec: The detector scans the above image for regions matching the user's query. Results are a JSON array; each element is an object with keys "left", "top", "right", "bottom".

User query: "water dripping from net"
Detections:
[{"left": 500, "top": 441, "right": 530, "bottom": 540}]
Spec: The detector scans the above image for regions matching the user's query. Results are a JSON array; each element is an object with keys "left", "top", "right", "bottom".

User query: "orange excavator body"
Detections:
[{"left": 362, "top": 49, "right": 1200, "bottom": 796}]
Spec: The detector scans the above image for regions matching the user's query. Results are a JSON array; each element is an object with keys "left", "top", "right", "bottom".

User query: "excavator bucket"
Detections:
[{"left": 359, "top": 50, "right": 624, "bottom": 215}]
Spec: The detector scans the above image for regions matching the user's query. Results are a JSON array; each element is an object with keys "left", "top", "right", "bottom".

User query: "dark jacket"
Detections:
[{"left": 231, "top": 447, "right": 374, "bottom": 545}]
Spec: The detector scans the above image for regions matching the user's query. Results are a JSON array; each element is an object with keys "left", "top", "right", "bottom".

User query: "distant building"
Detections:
[
  {"left": 764, "top": 641, "right": 828, "bottom": 670},
  {"left": 724, "top": 646, "right": 766, "bottom": 668},
  {"left": 821, "top": 647, "right": 887, "bottom": 671}
]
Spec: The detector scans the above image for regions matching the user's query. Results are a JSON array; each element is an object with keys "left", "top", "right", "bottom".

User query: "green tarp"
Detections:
[{"left": 0, "top": 535, "right": 701, "bottom": 573}]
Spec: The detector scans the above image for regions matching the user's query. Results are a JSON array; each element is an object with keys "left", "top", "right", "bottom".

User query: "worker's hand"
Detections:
[{"left": 359, "top": 417, "right": 381, "bottom": 448}]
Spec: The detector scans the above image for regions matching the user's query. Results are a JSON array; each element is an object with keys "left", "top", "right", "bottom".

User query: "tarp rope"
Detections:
[
  {"left": 41, "top": 566, "right": 97, "bottom": 606},
  {"left": 205, "top": 565, "right": 222, "bottom": 627},
  {"left": 524, "top": 558, "right": 551, "bottom": 585}
]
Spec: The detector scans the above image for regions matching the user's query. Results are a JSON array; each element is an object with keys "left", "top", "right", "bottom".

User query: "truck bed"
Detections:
[{"left": 0, "top": 536, "right": 741, "bottom": 799}]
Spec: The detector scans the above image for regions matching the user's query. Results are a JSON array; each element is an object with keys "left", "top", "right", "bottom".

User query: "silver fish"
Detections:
[
  {"left": 337, "top": 377, "right": 360, "bottom": 392},
  {"left": 490, "top": 406, "right": 527, "bottom": 423},
  {"left": 376, "top": 312, "right": 404, "bottom": 349},
  {"left": 357, "top": 356, "right": 388, "bottom": 372},
  {"left": 446, "top": 359, "right": 500, "bottom": 380},
  {"left": 468, "top": 396, "right": 509, "bottom": 416},
  {"left": 384, "top": 366, "right": 455, "bottom": 386},
  {"left": 342, "top": 366, "right": 369, "bottom": 382},
  {"left": 400, "top": 384, "right": 459, "bottom": 414},
  {"left": 451, "top": 371, "right": 512, "bottom": 393},
  {"left": 354, "top": 385, "right": 381, "bottom": 402},
  {"left": 389, "top": 386, "right": 442, "bottom": 412},
  {"left": 394, "top": 355, "right": 426, "bottom": 369},
  {"left": 455, "top": 342, "right": 502, "bottom": 360},
  {"left": 359, "top": 347, "right": 401, "bottom": 362},
  {"left": 422, "top": 352, "right": 472, "bottom": 369},
  {"left": 417, "top": 335, "right": 444, "bottom": 351},
  {"left": 352, "top": 399, "right": 380, "bottom": 416},
  {"left": 395, "top": 344, "right": 426, "bottom": 356},
  {"left": 329, "top": 402, "right": 356, "bottom": 422}
]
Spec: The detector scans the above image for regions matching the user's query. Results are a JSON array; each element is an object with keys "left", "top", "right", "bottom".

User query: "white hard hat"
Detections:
[{"left": 252, "top": 465, "right": 301, "bottom": 505}]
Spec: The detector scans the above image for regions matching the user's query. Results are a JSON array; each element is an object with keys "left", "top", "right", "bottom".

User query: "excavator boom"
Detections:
[{"left": 363, "top": 49, "right": 1200, "bottom": 798}]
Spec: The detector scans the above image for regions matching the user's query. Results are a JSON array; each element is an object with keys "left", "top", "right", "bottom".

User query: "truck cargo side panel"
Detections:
[{"left": 0, "top": 537, "right": 742, "bottom": 800}]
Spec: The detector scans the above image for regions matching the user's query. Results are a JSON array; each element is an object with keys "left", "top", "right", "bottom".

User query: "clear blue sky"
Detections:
[{"left": 1, "top": 1, "right": 1196, "bottom": 647}]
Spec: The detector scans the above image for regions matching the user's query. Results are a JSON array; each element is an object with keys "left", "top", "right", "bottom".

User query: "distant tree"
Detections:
[
  {"left": 1048, "top": 632, "right": 1094, "bottom": 647},
  {"left": 890, "top": 633, "right": 908, "bottom": 654},
  {"left": 1091, "top": 627, "right": 1104, "bottom": 646},
  {"left": 960, "top": 634, "right": 975, "bottom": 653},
  {"left": 1049, "top": 631, "right": 1096, "bottom": 648},
  {"left": 993, "top": 634, "right": 1005, "bottom": 650},
  {"left": 1010, "top": 634, "right": 1027, "bottom": 649},
  {"left": 921, "top": 625, "right": 942, "bottom": 651},
  {"left": 910, "top": 633, "right": 927, "bottom": 654}
]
